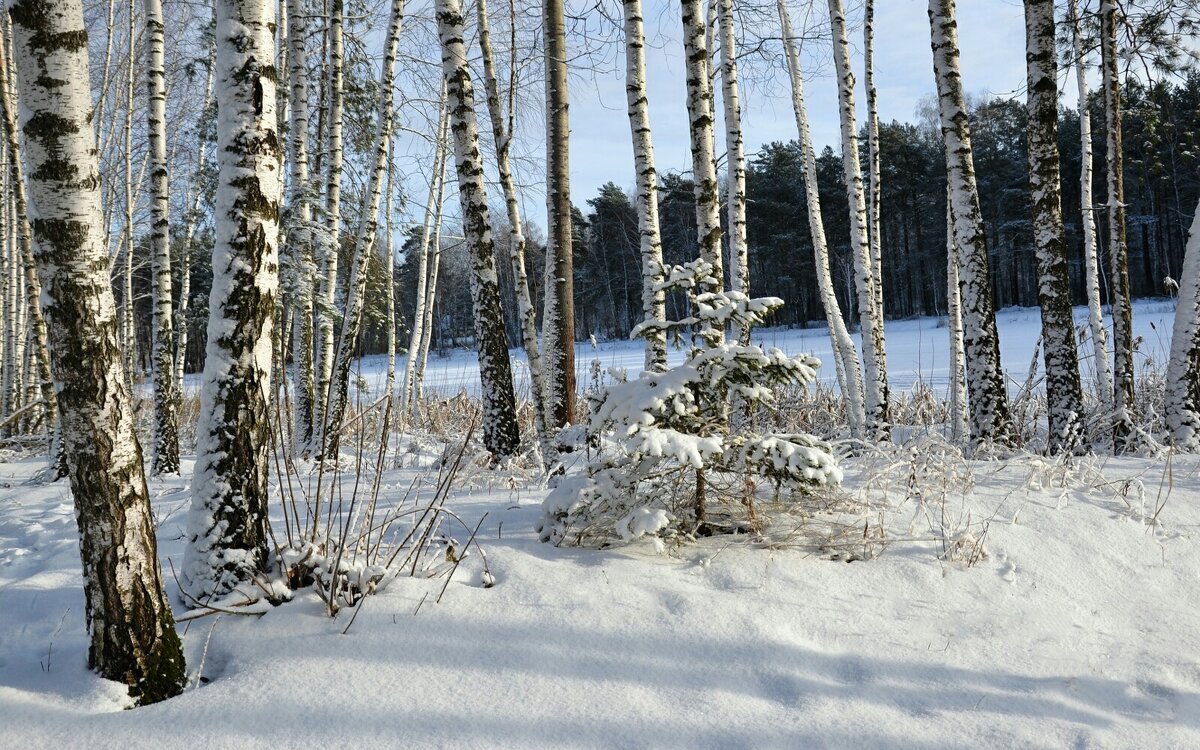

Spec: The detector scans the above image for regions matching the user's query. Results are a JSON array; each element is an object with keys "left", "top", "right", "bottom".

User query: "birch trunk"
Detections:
[
  {"left": 121, "top": 0, "right": 136, "bottom": 384},
  {"left": 829, "top": 0, "right": 889, "bottom": 439},
  {"left": 543, "top": 0, "right": 577, "bottom": 429},
  {"left": 315, "top": 0, "right": 344, "bottom": 438},
  {"left": 286, "top": 0, "right": 316, "bottom": 450},
  {"left": 680, "top": 0, "right": 724, "bottom": 295},
  {"left": 436, "top": 0, "right": 521, "bottom": 457},
  {"left": 184, "top": 0, "right": 282, "bottom": 598},
  {"left": 413, "top": 145, "right": 448, "bottom": 414},
  {"left": 322, "top": 0, "right": 406, "bottom": 459},
  {"left": 1165, "top": 200, "right": 1200, "bottom": 449},
  {"left": 1068, "top": 0, "right": 1114, "bottom": 417},
  {"left": 622, "top": 0, "right": 667, "bottom": 372},
  {"left": 864, "top": 0, "right": 884, "bottom": 331},
  {"left": 929, "top": 0, "right": 1012, "bottom": 443},
  {"left": 1101, "top": 0, "right": 1137, "bottom": 451},
  {"left": 1025, "top": 0, "right": 1085, "bottom": 453},
  {"left": 778, "top": 0, "right": 864, "bottom": 438},
  {"left": 717, "top": 0, "right": 748, "bottom": 341},
  {"left": 9, "top": 0, "right": 185, "bottom": 703},
  {"left": 946, "top": 197, "right": 969, "bottom": 444},
  {"left": 145, "top": 0, "right": 179, "bottom": 474},
  {"left": 477, "top": 0, "right": 551, "bottom": 452}
]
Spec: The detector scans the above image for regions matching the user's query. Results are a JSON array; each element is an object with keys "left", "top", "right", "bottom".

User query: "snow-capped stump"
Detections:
[{"left": 537, "top": 260, "right": 842, "bottom": 547}]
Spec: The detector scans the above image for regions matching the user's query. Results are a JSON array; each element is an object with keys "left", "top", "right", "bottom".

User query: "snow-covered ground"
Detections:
[{"left": 5, "top": 298, "right": 1199, "bottom": 748}]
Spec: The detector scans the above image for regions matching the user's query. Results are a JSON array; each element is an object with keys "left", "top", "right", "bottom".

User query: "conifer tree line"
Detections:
[{"left": 2, "top": 0, "right": 1200, "bottom": 706}]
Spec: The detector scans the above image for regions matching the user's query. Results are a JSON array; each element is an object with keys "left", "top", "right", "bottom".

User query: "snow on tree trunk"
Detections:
[
  {"left": 1068, "top": 0, "right": 1114, "bottom": 419},
  {"left": 680, "top": 0, "right": 725, "bottom": 300},
  {"left": 414, "top": 140, "right": 449, "bottom": 414},
  {"left": 543, "top": 0, "right": 577, "bottom": 429},
  {"left": 1101, "top": 0, "right": 1137, "bottom": 451},
  {"left": 184, "top": 0, "right": 282, "bottom": 599},
  {"left": 717, "top": 0, "right": 748, "bottom": 342},
  {"left": 864, "top": 0, "right": 885, "bottom": 334},
  {"left": 436, "top": 0, "right": 521, "bottom": 457},
  {"left": 829, "top": 0, "right": 889, "bottom": 440},
  {"left": 477, "top": 0, "right": 551, "bottom": 455},
  {"left": 9, "top": 0, "right": 185, "bottom": 703},
  {"left": 1166, "top": 200, "right": 1200, "bottom": 448},
  {"left": 946, "top": 196, "right": 969, "bottom": 444},
  {"left": 145, "top": 0, "right": 179, "bottom": 474},
  {"left": 622, "top": 0, "right": 667, "bottom": 373},
  {"left": 315, "top": 0, "right": 344, "bottom": 442},
  {"left": 778, "top": 0, "right": 864, "bottom": 438},
  {"left": 929, "top": 0, "right": 1012, "bottom": 444},
  {"left": 322, "top": 0, "right": 406, "bottom": 459},
  {"left": 285, "top": 0, "right": 316, "bottom": 451},
  {"left": 1024, "top": 0, "right": 1085, "bottom": 453}
]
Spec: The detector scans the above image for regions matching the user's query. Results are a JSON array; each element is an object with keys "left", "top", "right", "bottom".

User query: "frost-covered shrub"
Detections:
[{"left": 537, "top": 260, "right": 842, "bottom": 547}]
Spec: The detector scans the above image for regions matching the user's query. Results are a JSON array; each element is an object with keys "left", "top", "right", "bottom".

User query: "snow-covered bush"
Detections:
[{"left": 537, "top": 260, "right": 842, "bottom": 547}]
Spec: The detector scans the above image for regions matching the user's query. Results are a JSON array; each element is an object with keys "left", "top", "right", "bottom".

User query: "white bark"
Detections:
[
  {"left": 829, "top": 0, "right": 889, "bottom": 440},
  {"left": 946, "top": 196, "right": 968, "bottom": 444},
  {"left": 315, "top": 0, "right": 344, "bottom": 439},
  {"left": 717, "top": 0, "right": 749, "bottom": 342},
  {"left": 777, "top": 0, "right": 864, "bottom": 438},
  {"left": 864, "top": 0, "right": 885, "bottom": 332},
  {"left": 681, "top": 0, "right": 725, "bottom": 299},
  {"left": 1165, "top": 200, "right": 1200, "bottom": 448}
]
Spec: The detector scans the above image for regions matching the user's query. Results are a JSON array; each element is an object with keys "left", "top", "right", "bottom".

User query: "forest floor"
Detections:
[{"left": 3, "top": 299, "right": 1199, "bottom": 748}]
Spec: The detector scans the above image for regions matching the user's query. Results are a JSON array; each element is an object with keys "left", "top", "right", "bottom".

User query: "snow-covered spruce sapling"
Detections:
[{"left": 537, "top": 260, "right": 842, "bottom": 547}]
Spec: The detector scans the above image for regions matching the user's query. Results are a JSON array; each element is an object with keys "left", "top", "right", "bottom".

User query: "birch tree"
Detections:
[
  {"left": 777, "top": 0, "right": 864, "bottom": 437},
  {"left": 1067, "top": 0, "right": 1114, "bottom": 418},
  {"left": 1101, "top": 0, "right": 1137, "bottom": 450},
  {"left": 1025, "top": 0, "right": 1085, "bottom": 452},
  {"left": 829, "top": 0, "right": 889, "bottom": 439},
  {"left": 681, "top": 0, "right": 724, "bottom": 295},
  {"left": 622, "top": 0, "right": 667, "bottom": 372},
  {"left": 864, "top": 0, "right": 884, "bottom": 330},
  {"left": 315, "top": 0, "right": 345, "bottom": 437},
  {"left": 543, "top": 0, "right": 576, "bottom": 429},
  {"left": 436, "top": 0, "right": 521, "bottom": 457},
  {"left": 1166, "top": 200, "right": 1200, "bottom": 449},
  {"left": 717, "top": 0, "right": 748, "bottom": 341},
  {"left": 323, "top": 0, "right": 406, "bottom": 458},
  {"left": 184, "top": 0, "right": 282, "bottom": 598},
  {"left": 946, "top": 198, "right": 968, "bottom": 444},
  {"left": 929, "top": 0, "right": 1012, "bottom": 443},
  {"left": 9, "top": 0, "right": 185, "bottom": 703}
]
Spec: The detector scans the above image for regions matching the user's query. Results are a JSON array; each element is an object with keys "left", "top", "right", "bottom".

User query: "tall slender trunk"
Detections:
[
  {"left": 145, "top": 0, "right": 179, "bottom": 473},
  {"left": 543, "top": 0, "right": 576, "bottom": 429},
  {"left": 1166, "top": 200, "right": 1200, "bottom": 448},
  {"left": 436, "top": 0, "right": 521, "bottom": 457},
  {"left": 622, "top": 0, "right": 667, "bottom": 372},
  {"left": 680, "top": 0, "right": 724, "bottom": 299},
  {"left": 829, "top": 0, "right": 889, "bottom": 440},
  {"left": 9, "top": 0, "right": 185, "bottom": 704},
  {"left": 929, "top": 0, "right": 1012, "bottom": 443},
  {"left": 1101, "top": 0, "right": 1136, "bottom": 450},
  {"left": 413, "top": 143, "right": 448, "bottom": 414},
  {"left": 477, "top": 0, "right": 550, "bottom": 454},
  {"left": 1067, "top": 0, "right": 1113, "bottom": 417},
  {"left": 778, "top": 0, "right": 864, "bottom": 438},
  {"left": 322, "top": 0, "right": 405, "bottom": 458},
  {"left": 717, "top": 0, "right": 748, "bottom": 341},
  {"left": 864, "top": 0, "right": 885, "bottom": 332},
  {"left": 184, "top": 0, "right": 282, "bottom": 598},
  {"left": 1025, "top": 0, "right": 1085, "bottom": 452},
  {"left": 946, "top": 196, "right": 968, "bottom": 444},
  {"left": 122, "top": 0, "right": 137, "bottom": 384},
  {"left": 315, "top": 0, "right": 344, "bottom": 441}
]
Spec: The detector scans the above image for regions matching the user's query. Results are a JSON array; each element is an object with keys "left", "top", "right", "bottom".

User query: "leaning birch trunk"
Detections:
[
  {"left": 413, "top": 149, "right": 448, "bottom": 414},
  {"left": 1024, "top": 0, "right": 1085, "bottom": 453},
  {"left": 0, "top": 40, "right": 55, "bottom": 452},
  {"left": 184, "top": 0, "right": 282, "bottom": 599},
  {"left": 681, "top": 0, "right": 725, "bottom": 297},
  {"left": 543, "top": 0, "right": 577, "bottom": 429},
  {"left": 622, "top": 0, "right": 667, "bottom": 372},
  {"left": 1068, "top": 0, "right": 1113, "bottom": 418},
  {"left": 864, "top": 0, "right": 884, "bottom": 330},
  {"left": 9, "top": 0, "right": 185, "bottom": 704},
  {"left": 315, "top": 0, "right": 345, "bottom": 440},
  {"left": 946, "top": 197, "right": 968, "bottom": 444},
  {"left": 778, "top": 0, "right": 864, "bottom": 438},
  {"left": 402, "top": 97, "right": 448, "bottom": 416},
  {"left": 436, "top": 0, "right": 521, "bottom": 457},
  {"left": 929, "top": 0, "right": 1012, "bottom": 443},
  {"left": 121, "top": 0, "right": 136, "bottom": 384},
  {"left": 717, "top": 0, "right": 749, "bottom": 341},
  {"left": 829, "top": 0, "right": 889, "bottom": 440},
  {"left": 145, "top": 0, "right": 179, "bottom": 474},
  {"left": 322, "top": 0, "right": 405, "bottom": 459},
  {"left": 286, "top": 0, "right": 317, "bottom": 450},
  {"left": 477, "top": 0, "right": 551, "bottom": 454},
  {"left": 1165, "top": 200, "right": 1200, "bottom": 449},
  {"left": 1101, "top": 0, "right": 1137, "bottom": 451}
]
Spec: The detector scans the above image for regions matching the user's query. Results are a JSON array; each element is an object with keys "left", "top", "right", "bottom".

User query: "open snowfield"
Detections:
[{"left": 5, "top": 300, "right": 1200, "bottom": 748}]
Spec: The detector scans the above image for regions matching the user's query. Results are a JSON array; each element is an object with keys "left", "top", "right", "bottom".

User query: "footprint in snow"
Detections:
[{"left": 997, "top": 559, "right": 1017, "bottom": 583}]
